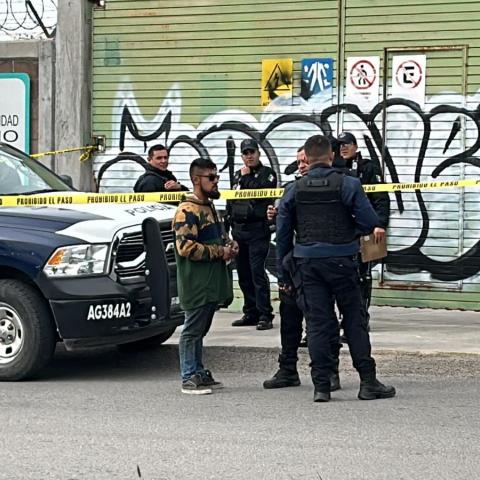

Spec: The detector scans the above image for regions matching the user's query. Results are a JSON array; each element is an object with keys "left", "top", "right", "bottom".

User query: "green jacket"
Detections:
[{"left": 173, "top": 194, "right": 233, "bottom": 311}]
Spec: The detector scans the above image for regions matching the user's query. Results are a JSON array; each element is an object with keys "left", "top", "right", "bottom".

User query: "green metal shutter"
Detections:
[
  {"left": 91, "top": 1, "right": 480, "bottom": 311},
  {"left": 92, "top": 0, "right": 340, "bottom": 311},
  {"left": 342, "top": 0, "right": 480, "bottom": 310},
  {"left": 92, "top": 0, "right": 339, "bottom": 189}
]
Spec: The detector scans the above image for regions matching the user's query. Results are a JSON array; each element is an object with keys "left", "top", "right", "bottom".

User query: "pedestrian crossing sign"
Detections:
[{"left": 261, "top": 59, "right": 293, "bottom": 107}]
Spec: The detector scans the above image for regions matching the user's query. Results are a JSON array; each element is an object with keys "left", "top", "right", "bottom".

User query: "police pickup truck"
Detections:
[{"left": 0, "top": 143, "right": 183, "bottom": 380}]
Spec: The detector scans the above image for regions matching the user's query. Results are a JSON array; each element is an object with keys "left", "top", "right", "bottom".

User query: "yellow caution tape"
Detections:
[
  {"left": 31, "top": 146, "right": 97, "bottom": 163},
  {"left": 0, "top": 179, "right": 479, "bottom": 207},
  {"left": 0, "top": 192, "right": 179, "bottom": 207},
  {"left": 221, "top": 188, "right": 285, "bottom": 200},
  {"left": 362, "top": 178, "right": 480, "bottom": 193}
]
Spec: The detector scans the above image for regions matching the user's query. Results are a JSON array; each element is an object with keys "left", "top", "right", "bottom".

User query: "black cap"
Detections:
[
  {"left": 328, "top": 135, "right": 340, "bottom": 152},
  {"left": 240, "top": 138, "right": 259, "bottom": 153},
  {"left": 337, "top": 132, "right": 357, "bottom": 145}
]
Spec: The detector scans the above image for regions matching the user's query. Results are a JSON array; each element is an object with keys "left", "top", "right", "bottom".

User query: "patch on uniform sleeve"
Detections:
[
  {"left": 268, "top": 174, "right": 275, "bottom": 182},
  {"left": 376, "top": 175, "right": 382, "bottom": 182}
]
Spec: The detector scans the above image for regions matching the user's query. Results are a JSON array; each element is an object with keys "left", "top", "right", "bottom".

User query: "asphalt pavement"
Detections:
[
  {"left": 1, "top": 305, "right": 479, "bottom": 479},
  {"left": 1, "top": 351, "right": 479, "bottom": 480}
]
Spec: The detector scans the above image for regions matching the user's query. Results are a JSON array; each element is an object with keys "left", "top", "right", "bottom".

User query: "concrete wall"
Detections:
[
  {"left": 0, "top": 39, "right": 54, "bottom": 168},
  {"left": 54, "top": 0, "right": 93, "bottom": 191},
  {"left": 0, "top": 0, "right": 94, "bottom": 189}
]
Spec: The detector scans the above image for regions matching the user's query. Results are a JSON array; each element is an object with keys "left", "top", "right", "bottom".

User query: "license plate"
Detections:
[{"left": 87, "top": 302, "right": 131, "bottom": 321}]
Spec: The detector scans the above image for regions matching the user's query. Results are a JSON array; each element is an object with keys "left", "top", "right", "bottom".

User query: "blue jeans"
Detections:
[{"left": 179, "top": 302, "right": 217, "bottom": 380}]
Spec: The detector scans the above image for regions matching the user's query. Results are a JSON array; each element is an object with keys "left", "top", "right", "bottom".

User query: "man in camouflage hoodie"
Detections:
[{"left": 173, "top": 158, "right": 238, "bottom": 395}]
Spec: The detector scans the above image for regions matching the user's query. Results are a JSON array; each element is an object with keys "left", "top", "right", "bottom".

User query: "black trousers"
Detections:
[
  {"left": 358, "top": 260, "right": 373, "bottom": 322},
  {"left": 236, "top": 237, "right": 274, "bottom": 321},
  {"left": 278, "top": 291, "right": 341, "bottom": 372},
  {"left": 297, "top": 256, "right": 376, "bottom": 392},
  {"left": 278, "top": 293, "right": 304, "bottom": 368}
]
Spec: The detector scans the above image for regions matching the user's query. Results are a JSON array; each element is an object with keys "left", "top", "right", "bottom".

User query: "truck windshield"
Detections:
[{"left": 0, "top": 145, "right": 73, "bottom": 195}]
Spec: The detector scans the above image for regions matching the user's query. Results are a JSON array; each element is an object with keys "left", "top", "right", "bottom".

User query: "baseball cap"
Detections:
[
  {"left": 240, "top": 138, "right": 259, "bottom": 153},
  {"left": 337, "top": 132, "right": 357, "bottom": 145}
]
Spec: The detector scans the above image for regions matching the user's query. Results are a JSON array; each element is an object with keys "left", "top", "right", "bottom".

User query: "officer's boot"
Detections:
[
  {"left": 358, "top": 372, "right": 396, "bottom": 400},
  {"left": 329, "top": 358, "right": 341, "bottom": 392},
  {"left": 263, "top": 355, "right": 300, "bottom": 389}
]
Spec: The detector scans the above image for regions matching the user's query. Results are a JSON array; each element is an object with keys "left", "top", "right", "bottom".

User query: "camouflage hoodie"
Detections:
[{"left": 173, "top": 194, "right": 233, "bottom": 311}]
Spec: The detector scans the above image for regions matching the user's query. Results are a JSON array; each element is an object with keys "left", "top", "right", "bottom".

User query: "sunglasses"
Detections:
[{"left": 197, "top": 174, "right": 220, "bottom": 182}]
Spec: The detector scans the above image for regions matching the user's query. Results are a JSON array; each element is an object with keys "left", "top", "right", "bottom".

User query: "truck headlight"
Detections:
[{"left": 44, "top": 244, "right": 109, "bottom": 277}]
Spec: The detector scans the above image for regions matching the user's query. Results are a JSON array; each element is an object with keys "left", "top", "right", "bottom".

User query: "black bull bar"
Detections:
[{"left": 142, "top": 217, "right": 172, "bottom": 321}]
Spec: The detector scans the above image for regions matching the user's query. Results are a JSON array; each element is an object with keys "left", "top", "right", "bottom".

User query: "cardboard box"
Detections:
[{"left": 360, "top": 233, "right": 387, "bottom": 262}]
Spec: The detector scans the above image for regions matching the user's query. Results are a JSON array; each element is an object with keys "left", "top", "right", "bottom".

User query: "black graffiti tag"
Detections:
[{"left": 98, "top": 98, "right": 480, "bottom": 281}]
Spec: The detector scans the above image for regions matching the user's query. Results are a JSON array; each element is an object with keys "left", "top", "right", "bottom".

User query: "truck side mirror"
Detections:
[{"left": 60, "top": 175, "right": 74, "bottom": 188}]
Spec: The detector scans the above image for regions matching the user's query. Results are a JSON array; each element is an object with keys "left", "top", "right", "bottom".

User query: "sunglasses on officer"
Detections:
[{"left": 197, "top": 173, "right": 220, "bottom": 182}]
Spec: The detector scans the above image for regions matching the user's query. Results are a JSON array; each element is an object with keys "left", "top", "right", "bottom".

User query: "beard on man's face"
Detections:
[{"left": 202, "top": 185, "right": 220, "bottom": 199}]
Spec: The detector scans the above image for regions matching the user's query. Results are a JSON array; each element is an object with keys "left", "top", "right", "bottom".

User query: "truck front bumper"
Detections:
[{"left": 37, "top": 273, "right": 183, "bottom": 350}]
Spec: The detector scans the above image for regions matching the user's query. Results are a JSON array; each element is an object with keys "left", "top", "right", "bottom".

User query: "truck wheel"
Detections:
[
  {"left": 0, "top": 280, "right": 56, "bottom": 381},
  {"left": 118, "top": 327, "right": 177, "bottom": 352}
]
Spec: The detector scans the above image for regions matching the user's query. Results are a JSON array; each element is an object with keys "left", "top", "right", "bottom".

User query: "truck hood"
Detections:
[{"left": 0, "top": 202, "right": 176, "bottom": 243}]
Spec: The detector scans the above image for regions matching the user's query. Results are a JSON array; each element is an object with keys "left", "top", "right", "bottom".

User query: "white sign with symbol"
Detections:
[
  {"left": 391, "top": 55, "right": 426, "bottom": 107},
  {"left": 345, "top": 56, "right": 380, "bottom": 108}
]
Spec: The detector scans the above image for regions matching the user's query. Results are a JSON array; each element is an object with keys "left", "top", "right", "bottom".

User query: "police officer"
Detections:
[
  {"left": 336, "top": 132, "right": 390, "bottom": 328},
  {"left": 276, "top": 134, "right": 396, "bottom": 402},
  {"left": 263, "top": 146, "right": 307, "bottom": 388},
  {"left": 227, "top": 139, "right": 277, "bottom": 331}
]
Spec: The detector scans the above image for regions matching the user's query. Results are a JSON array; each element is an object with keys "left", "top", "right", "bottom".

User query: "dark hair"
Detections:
[
  {"left": 304, "top": 135, "right": 332, "bottom": 164},
  {"left": 189, "top": 157, "right": 217, "bottom": 179},
  {"left": 147, "top": 144, "right": 168, "bottom": 158},
  {"left": 297, "top": 145, "right": 305, "bottom": 153}
]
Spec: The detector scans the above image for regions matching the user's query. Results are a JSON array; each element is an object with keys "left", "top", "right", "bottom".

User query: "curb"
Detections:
[{"left": 118, "top": 345, "right": 480, "bottom": 377}]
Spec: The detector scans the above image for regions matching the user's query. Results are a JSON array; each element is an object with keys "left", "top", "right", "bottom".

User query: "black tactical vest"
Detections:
[{"left": 295, "top": 172, "right": 357, "bottom": 245}]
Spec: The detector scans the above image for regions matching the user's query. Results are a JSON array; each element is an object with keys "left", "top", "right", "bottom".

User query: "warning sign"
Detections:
[
  {"left": 261, "top": 59, "right": 293, "bottom": 107},
  {"left": 391, "top": 55, "right": 426, "bottom": 106},
  {"left": 350, "top": 59, "right": 376, "bottom": 90},
  {"left": 345, "top": 56, "right": 380, "bottom": 108},
  {"left": 300, "top": 58, "right": 334, "bottom": 102}
]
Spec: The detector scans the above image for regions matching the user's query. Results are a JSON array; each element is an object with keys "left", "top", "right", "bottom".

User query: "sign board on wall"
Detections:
[
  {"left": 0, "top": 73, "right": 30, "bottom": 153},
  {"left": 345, "top": 56, "right": 380, "bottom": 109},
  {"left": 300, "top": 58, "right": 334, "bottom": 103},
  {"left": 391, "top": 55, "right": 426, "bottom": 107},
  {"left": 261, "top": 59, "right": 293, "bottom": 107}
]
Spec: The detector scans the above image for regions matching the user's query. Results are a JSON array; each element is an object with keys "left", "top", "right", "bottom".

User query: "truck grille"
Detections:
[{"left": 114, "top": 223, "right": 175, "bottom": 280}]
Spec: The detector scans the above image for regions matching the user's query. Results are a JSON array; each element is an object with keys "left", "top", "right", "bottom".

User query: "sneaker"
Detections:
[
  {"left": 263, "top": 368, "right": 300, "bottom": 389},
  {"left": 181, "top": 374, "right": 212, "bottom": 395},
  {"left": 200, "top": 369, "right": 224, "bottom": 390},
  {"left": 256, "top": 319, "right": 273, "bottom": 330},
  {"left": 358, "top": 378, "right": 396, "bottom": 400},
  {"left": 232, "top": 315, "right": 258, "bottom": 327}
]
